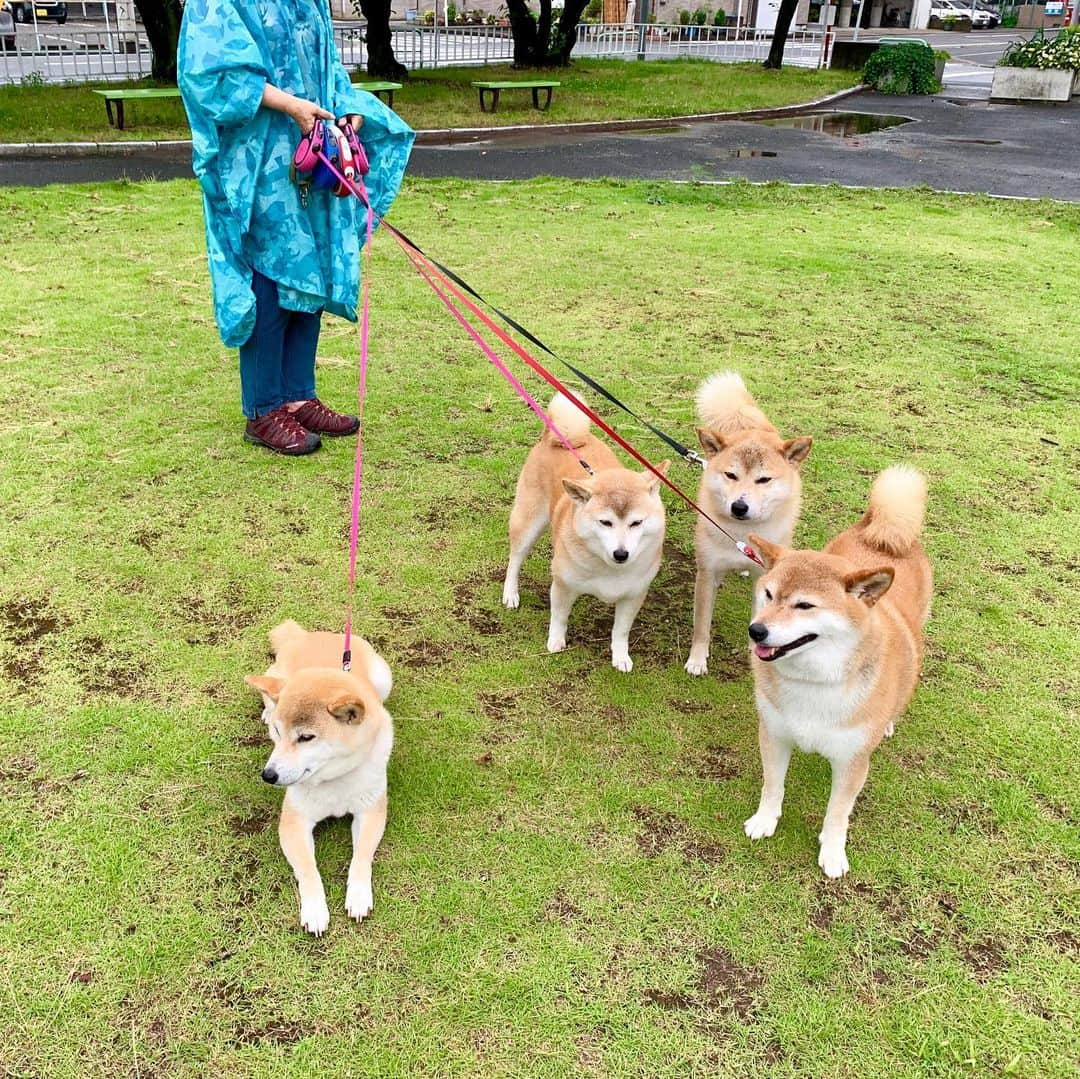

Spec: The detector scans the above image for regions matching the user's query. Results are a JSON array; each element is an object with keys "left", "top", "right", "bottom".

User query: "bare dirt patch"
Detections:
[
  {"left": 1, "top": 598, "right": 70, "bottom": 688},
  {"left": 697, "top": 743, "right": 740, "bottom": 782},
  {"left": 645, "top": 946, "right": 764, "bottom": 1018},
  {"left": 229, "top": 807, "right": 275, "bottom": 836}
]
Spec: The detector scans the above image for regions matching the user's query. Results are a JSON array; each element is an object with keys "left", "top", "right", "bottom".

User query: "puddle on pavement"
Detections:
[
  {"left": 726, "top": 149, "right": 778, "bottom": 158},
  {"left": 945, "top": 137, "right": 1002, "bottom": 145},
  {"left": 629, "top": 125, "right": 688, "bottom": 135},
  {"left": 755, "top": 111, "right": 912, "bottom": 137}
]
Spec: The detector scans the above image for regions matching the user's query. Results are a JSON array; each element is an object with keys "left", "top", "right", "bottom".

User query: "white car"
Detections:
[{"left": 931, "top": 0, "right": 995, "bottom": 27}]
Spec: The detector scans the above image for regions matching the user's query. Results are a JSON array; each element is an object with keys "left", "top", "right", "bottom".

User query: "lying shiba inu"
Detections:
[
  {"left": 685, "top": 372, "right": 812, "bottom": 676},
  {"left": 502, "top": 392, "right": 669, "bottom": 673},
  {"left": 743, "top": 466, "right": 931, "bottom": 878},
  {"left": 245, "top": 620, "right": 393, "bottom": 935}
]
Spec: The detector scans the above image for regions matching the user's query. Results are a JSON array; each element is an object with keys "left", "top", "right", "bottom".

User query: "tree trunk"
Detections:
[
  {"left": 506, "top": 0, "right": 591, "bottom": 65},
  {"left": 355, "top": 0, "right": 408, "bottom": 79},
  {"left": 762, "top": 0, "right": 799, "bottom": 69},
  {"left": 132, "top": 0, "right": 182, "bottom": 83}
]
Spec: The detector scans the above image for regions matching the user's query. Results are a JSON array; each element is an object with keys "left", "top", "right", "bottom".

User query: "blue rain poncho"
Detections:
[{"left": 178, "top": 0, "right": 414, "bottom": 348}]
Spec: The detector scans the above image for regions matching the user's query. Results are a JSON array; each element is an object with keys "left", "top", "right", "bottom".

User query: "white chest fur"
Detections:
[{"left": 757, "top": 678, "right": 870, "bottom": 763}]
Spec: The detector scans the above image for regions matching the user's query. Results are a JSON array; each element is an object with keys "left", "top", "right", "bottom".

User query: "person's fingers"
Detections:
[
  {"left": 348, "top": 114, "right": 364, "bottom": 128},
  {"left": 316, "top": 105, "right": 334, "bottom": 119}
]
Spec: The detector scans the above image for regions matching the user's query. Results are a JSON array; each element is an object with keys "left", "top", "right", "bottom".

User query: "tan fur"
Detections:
[
  {"left": 743, "top": 466, "right": 931, "bottom": 877},
  {"left": 685, "top": 372, "right": 813, "bottom": 677},
  {"left": 245, "top": 621, "right": 393, "bottom": 935},
  {"left": 502, "top": 392, "right": 669, "bottom": 673}
]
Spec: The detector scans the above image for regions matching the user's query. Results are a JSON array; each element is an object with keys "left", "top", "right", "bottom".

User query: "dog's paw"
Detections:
[
  {"left": 818, "top": 844, "right": 850, "bottom": 879},
  {"left": 744, "top": 811, "right": 780, "bottom": 840},
  {"left": 611, "top": 652, "right": 633, "bottom": 673},
  {"left": 684, "top": 654, "right": 708, "bottom": 677},
  {"left": 502, "top": 587, "right": 520, "bottom": 610},
  {"left": 884, "top": 721, "right": 895, "bottom": 738},
  {"left": 547, "top": 635, "right": 567, "bottom": 654},
  {"left": 345, "top": 880, "right": 373, "bottom": 922},
  {"left": 300, "top": 895, "right": 330, "bottom": 937}
]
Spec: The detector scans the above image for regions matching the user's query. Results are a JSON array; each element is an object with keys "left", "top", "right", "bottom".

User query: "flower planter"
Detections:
[{"left": 990, "top": 66, "right": 1077, "bottom": 102}]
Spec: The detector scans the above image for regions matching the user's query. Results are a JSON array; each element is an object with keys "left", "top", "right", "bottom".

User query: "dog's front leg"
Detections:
[
  {"left": 744, "top": 722, "right": 793, "bottom": 840},
  {"left": 817, "top": 752, "right": 871, "bottom": 878},
  {"left": 547, "top": 578, "right": 578, "bottom": 654},
  {"left": 279, "top": 802, "right": 329, "bottom": 936},
  {"left": 685, "top": 563, "right": 721, "bottom": 676},
  {"left": 346, "top": 794, "right": 387, "bottom": 922},
  {"left": 610, "top": 591, "right": 647, "bottom": 673}
]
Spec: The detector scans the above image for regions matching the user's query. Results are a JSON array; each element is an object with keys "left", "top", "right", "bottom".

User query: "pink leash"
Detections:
[{"left": 341, "top": 177, "right": 374, "bottom": 673}]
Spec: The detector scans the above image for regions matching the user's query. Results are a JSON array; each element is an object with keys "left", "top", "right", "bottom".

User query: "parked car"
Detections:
[
  {"left": 0, "top": 4, "right": 15, "bottom": 50},
  {"left": 975, "top": 0, "right": 1001, "bottom": 27},
  {"left": 8, "top": 1, "right": 67, "bottom": 23},
  {"left": 930, "top": 0, "right": 995, "bottom": 27}
]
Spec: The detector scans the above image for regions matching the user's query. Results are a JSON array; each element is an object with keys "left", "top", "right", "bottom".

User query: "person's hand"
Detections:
[
  {"left": 343, "top": 114, "right": 364, "bottom": 131},
  {"left": 285, "top": 95, "right": 334, "bottom": 135}
]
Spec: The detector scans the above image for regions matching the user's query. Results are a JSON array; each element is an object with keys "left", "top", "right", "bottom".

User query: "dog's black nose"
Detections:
[
  {"left": 613, "top": 548, "right": 629, "bottom": 563},
  {"left": 748, "top": 622, "right": 769, "bottom": 643},
  {"left": 261, "top": 766, "right": 279, "bottom": 785},
  {"left": 731, "top": 499, "right": 749, "bottom": 519}
]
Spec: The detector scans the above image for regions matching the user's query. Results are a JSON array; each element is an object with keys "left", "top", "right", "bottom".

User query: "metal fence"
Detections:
[{"left": 0, "top": 21, "right": 823, "bottom": 87}]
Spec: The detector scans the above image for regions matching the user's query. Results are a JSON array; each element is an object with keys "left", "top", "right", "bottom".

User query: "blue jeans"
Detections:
[{"left": 239, "top": 271, "right": 322, "bottom": 419}]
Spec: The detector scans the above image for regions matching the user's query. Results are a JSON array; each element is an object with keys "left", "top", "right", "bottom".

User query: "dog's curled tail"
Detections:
[
  {"left": 547, "top": 391, "right": 592, "bottom": 448},
  {"left": 696, "top": 371, "right": 775, "bottom": 435},
  {"left": 269, "top": 619, "right": 306, "bottom": 657},
  {"left": 863, "top": 466, "right": 927, "bottom": 556}
]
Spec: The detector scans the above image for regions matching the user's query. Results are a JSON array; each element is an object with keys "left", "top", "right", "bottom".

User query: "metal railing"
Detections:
[{"left": 0, "top": 21, "right": 823, "bottom": 87}]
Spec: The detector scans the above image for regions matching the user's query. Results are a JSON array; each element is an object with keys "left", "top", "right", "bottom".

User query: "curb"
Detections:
[{"left": 0, "top": 86, "right": 865, "bottom": 157}]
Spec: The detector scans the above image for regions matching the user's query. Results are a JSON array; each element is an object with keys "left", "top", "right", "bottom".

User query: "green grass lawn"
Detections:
[
  {"left": 0, "top": 177, "right": 1077, "bottom": 1077},
  {"left": 0, "top": 60, "right": 858, "bottom": 142}
]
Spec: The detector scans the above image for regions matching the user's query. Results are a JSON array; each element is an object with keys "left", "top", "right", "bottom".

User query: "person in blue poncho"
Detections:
[{"left": 179, "top": 0, "right": 414, "bottom": 455}]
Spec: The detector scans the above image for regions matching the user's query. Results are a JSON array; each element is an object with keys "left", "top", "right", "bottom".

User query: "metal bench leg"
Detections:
[
  {"left": 105, "top": 99, "right": 115, "bottom": 128},
  {"left": 386, "top": 90, "right": 394, "bottom": 109},
  {"left": 479, "top": 88, "right": 498, "bottom": 113},
  {"left": 116, "top": 100, "right": 126, "bottom": 131},
  {"left": 532, "top": 87, "right": 553, "bottom": 111}
]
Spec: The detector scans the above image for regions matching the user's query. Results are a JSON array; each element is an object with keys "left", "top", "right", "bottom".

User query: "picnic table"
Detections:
[
  {"left": 471, "top": 80, "right": 560, "bottom": 114},
  {"left": 350, "top": 80, "right": 403, "bottom": 108},
  {"left": 92, "top": 87, "right": 181, "bottom": 132}
]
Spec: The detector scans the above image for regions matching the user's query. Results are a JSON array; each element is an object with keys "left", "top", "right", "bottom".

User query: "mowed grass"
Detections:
[
  {"left": 0, "top": 59, "right": 857, "bottom": 142},
  {"left": 0, "top": 177, "right": 1077, "bottom": 1077}
]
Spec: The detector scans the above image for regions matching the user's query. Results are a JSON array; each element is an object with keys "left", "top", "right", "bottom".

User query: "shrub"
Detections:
[
  {"left": 584, "top": 0, "right": 603, "bottom": 19},
  {"left": 678, "top": 9, "right": 692, "bottom": 24},
  {"left": 863, "top": 42, "right": 940, "bottom": 94},
  {"left": 1000, "top": 26, "right": 1080, "bottom": 71},
  {"left": 447, "top": 2, "right": 457, "bottom": 23},
  {"left": 713, "top": 8, "right": 727, "bottom": 24},
  {"left": 692, "top": 6, "right": 709, "bottom": 24}
]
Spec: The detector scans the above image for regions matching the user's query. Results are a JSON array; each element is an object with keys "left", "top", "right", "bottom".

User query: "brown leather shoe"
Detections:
[
  {"left": 290, "top": 398, "right": 360, "bottom": 437},
  {"left": 244, "top": 406, "right": 322, "bottom": 455}
]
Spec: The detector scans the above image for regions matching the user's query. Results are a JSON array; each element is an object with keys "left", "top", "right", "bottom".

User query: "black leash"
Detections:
[{"left": 374, "top": 219, "right": 706, "bottom": 470}]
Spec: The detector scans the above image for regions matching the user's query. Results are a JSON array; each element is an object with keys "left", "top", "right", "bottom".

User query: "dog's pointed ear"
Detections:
[
  {"left": 245, "top": 674, "right": 285, "bottom": 701},
  {"left": 844, "top": 566, "right": 894, "bottom": 607},
  {"left": 562, "top": 478, "right": 593, "bottom": 505},
  {"left": 328, "top": 693, "right": 366, "bottom": 725},
  {"left": 782, "top": 436, "right": 813, "bottom": 464},
  {"left": 697, "top": 428, "right": 725, "bottom": 458},
  {"left": 748, "top": 533, "right": 787, "bottom": 570},
  {"left": 644, "top": 459, "right": 671, "bottom": 493}
]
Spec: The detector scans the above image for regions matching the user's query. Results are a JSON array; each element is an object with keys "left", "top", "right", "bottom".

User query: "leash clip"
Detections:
[
  {"left": 684, "top": 449, "right": 707, "bottom": 469},
  {"left": 736, "top": 541, "right": 765, "bottom": 568},
  {"left": 342, "top": 649, "right": 352, "bottom": 672}
]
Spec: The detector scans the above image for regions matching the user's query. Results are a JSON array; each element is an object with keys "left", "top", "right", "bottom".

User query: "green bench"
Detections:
[
  {"left": 350, "top": 80, "right": 403, "bottom": 108},
  {"left": 93, "top": 87, "right": 181, "bottom": 131},
  {"left": 471, "top": 80, "right": 560, "bottom": 114}
]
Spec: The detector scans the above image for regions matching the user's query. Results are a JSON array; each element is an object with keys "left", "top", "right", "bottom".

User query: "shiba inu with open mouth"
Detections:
[
  {"left": 743, "top": 466, "right": 932, "bottom": 878},
  {"left": 246, "top": 620, "right": 393, "bottom": 935},
  {"left": 502, "top": 392, "right": 669, "bottom": 673},
  {"left": 685, "top": 371, "right": 812, "bottom": 676}
]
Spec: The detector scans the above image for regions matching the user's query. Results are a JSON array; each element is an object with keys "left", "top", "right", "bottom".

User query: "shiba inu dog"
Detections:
[
  {"left": 245, "top": 620, "right": 394, "bottom": 935},
  {"left": 502, "top": 392, "right": 669, "bottom": 673},
  {"left": 743, "top": 466, "right": 931, "bottom": 878},
  {"left": 685, "top": 372, "right": 812, "bottom": 676}
]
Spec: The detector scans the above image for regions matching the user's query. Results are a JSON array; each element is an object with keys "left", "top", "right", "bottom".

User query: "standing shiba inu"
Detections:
[
  {"left": 245, "top": 620, "right": 394, "bottom": 935},
  {"left": 502, "top": 392, "right": 669, "bottom": 673},
  {"left": 743, "top": 466, "right": 931, "bottom": 878},
  {"left": 685, "top": 372, "right": 812, "bottom": 676}
]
